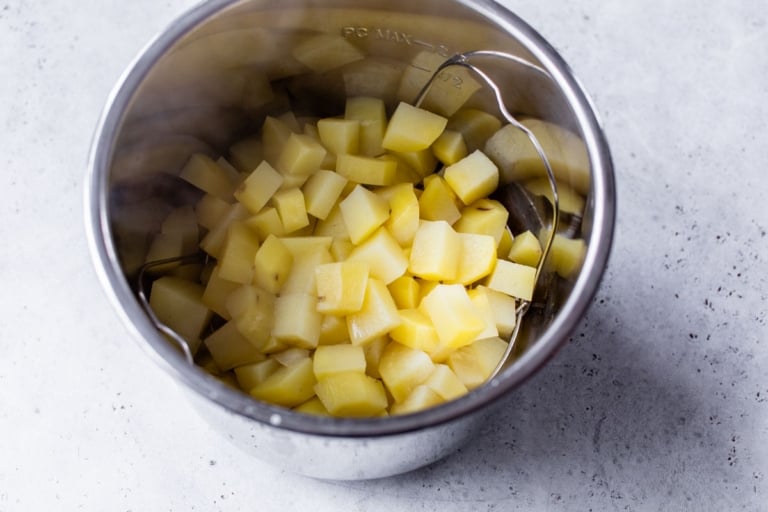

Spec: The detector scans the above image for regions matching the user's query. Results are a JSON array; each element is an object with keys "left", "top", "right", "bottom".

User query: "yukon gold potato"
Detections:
[
  {"left": 452, "top": 232, "right": 497, "bottom": 285},
  {"left": 317, "top": 118, "right": 360, "bottom": 155},
  {"left": 179, "top": 153, "right": 236, "bottom": 200},
  {"left": 390, "top": 385, "right": 443, "bottom": 415},
  {"left": 250, "top": 357, "right": 316, "bottom": 407},
  {"left": 393, "top": 148, "right": 437, "bottom": 179},
  {"left": 443, "top": 150, "right": 499, "bottom": 206},
  {"left": 446, "top": 108, "right": 502, "bottom": 152},
  {"left": 378, "top": 342, "right": 435, "bottom": 403},
  {"left": 225, "top": 284, "right": 275, "bottom": 350},
  {"left": 346, "top": 278, "right": 401, "bottom": 346},
  {"left": 252, "top": 234, "right": 293, "bottom": 294},
  {"left": 149, "top": 276, "right": 212, "bottom": 354},
  {"left": 447, "top": 336, "right": 508, "bottom": 390},
  {"left": 408, "top": 220, "right": 460, "bottom": 281},
  {"left": 419, "top": 284, "right": 486, "bottom": 358},
  {"left": 389, "top": 309, "right": 439, "bottom": 353},
  {"left": 507, "top": 230, "right": 542, "bottom": 267},
  {"left": 315, "top": 371, "right": 388, "bottom": 417},
  {"left": 216, "top": 222, "right": 259, "bottom": 284},
  {"left": 234, "top": 359, "right": 280, "bottom": 391},
  {"left": 302, "top": 169, "right": 348, "bottom": 220},
  {"left": 387, "top": 274, "right": 420, "bottom": 310},
  {"left": 453, "top": 198, "right": 509, "bottom": 246},
  {"left": 199, "top": 202, "right": 249, "bottom": 259},
  {"left": 204, "top": 320, "right": 265, "bottom": 371},
  {"left": 271, "top": 187, "right": 310, "bottom": 233},
  {"left": 276, "top": 133, "right": 327, "bottom": 179},
  {"left": 418, "top": 174, "right": 461, "bottom": 224},
  {"left": 244, "top": 206, "right": 286, "bottom": 240},
  {"left": 195, "top": 193, "right": 231, "bottom": 231},
  {"left": 336, "top": 153, "right": 397, "bottom": 186},
  {"left": 377, "top": 183, "right": 420, "bottom": 246},
  {"left": 475, "top": 285, "right": 518, "bottom": 339},
  {"left": 318, "top": 314, "right": 350, "bottom": 346},
  {"left": 484, "top": 259, "right": 537, "bottom": 301},
  {"left": 344, "top": 96, "right": 387, "bottom": 157},
  {"left": 315, "top": 261, "right": 369, "bottom": 315},
  {"left": 548, "top": 234, "right": 587, "bottom": 279},
  {"left": 346, "top": 227, "right": 408, "bottom": 285},
  {"left": 234, "top": 160, "right": 284, "bottom": 214},
  {"left": 280, "top": 246, "right": 333, "bottom": 295},
  {"left": 432, "top": 129, "right": 468, "bottom": 165},
  {"left": 425, "top": 364, "right": 468, "bottom": 401},
  {"left": 293, "top": 396, "right": 330, "bottom": 416},
  {"left": 313, "top": 344, "right": 367, "bottom": 380},
  {"left": 339, "top": 184, "right": 390, "bottom": 244},
  {"left": 201, "top": 266, "right": 240, "bottom": 319},
  {"left": 382, "top": 102, "right": 447, "bottom": 152}
]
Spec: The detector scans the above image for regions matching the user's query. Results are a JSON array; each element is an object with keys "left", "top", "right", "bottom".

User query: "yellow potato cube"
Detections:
[
  {"left": 451, "top": 232, "right": 497, "bottom": 285},
  {"left": 292, "top": 33, "right": 365, "bottom": 73},
  {"left": 313, "top": 204, "right": 350, "bottom": 240},
  {"left": 344, "top": 96, "right": 387, "bottom": 157},
  {"left": 143, "top": 232, "right": 184, "bottom": 274},
  {"left": 408, "top": 220, "right": 461, "bottom": 281},
  {"left": 252, "top": 234, "right": 293, "bottom": 294},
  {"left": 497, "top": 227, "right": 514, "bottom": 259},
  {"left": 201, "top": 265, "right": 240, "bottom": 319},
  {"left": 418, "top": 175, "right": 461, "bottom": 224},
  {"left": 346, "top": 278, "right": 401, "bottom": 346},
  {"left": 272, "top": 187, "right": 310, "bottom": 233},
  {"left": 363, "top": 336, "right": 388, "bottom": 379},
  {"left": 346, "top": 227, "right": 408, "bottom": 285},
  {"left": 199, "top": 202, "right": 249, "bottom": 259},
  {"left": 447, "top": 108, "right": 502, "bottom": 152},
  {"left": 330, "top": 238, "right": 354, "bottom": 261},
  {"left": 314, "top": 372, "right": 388, "bottom": 417},
  {"left": 271, "top": 293, "right": 322, "bottom": 349},
  {"left": 336, "top": 153, "right": 398, "bottom": 186},
  {"left": 317, "top": 118, "right": 360, "bottom": 155},
  {"left": 244, "top": 206, "right": 286, "bottom": 240},
  {"left": 339, "top": 184, "right": 390, "bottom": 244},
  {"left": 393, "top": 148, "right": 437, "bottom": 178},
  {"left": 276, "top": 133, "right": 327, "bottom": 178},
  {"left": 484, "top": 259, "right": 537, "bottom": 301},
  {"left": 195, "top": 193, "right": 231, "bottom": 231},
  {"left": 318, "top": 314, "right": 350, "bottom": 345},
  {"left": 387, "top": 274, "right": 420, "bottom": 310},
  {"left": 432, "top": 129, "right": 468, "bottom": 166},
  {"left": 272, "top": 347, "right": 311, "bottom": 367},
  {"left": 382, "top": 102, "right": 447, "bottom": 152},
  {"left": 294, "top": 396, "right": 330, "bottom": 416},
  {"left": 149, "top": 276, "right": 212, "bottom": 355},
  {"left": 390, "top": 309, "right": 439, "bottom": 353},
  {"left": 217, "top": 222, "right": 259, "bottom": 284},
  {"left": 203, "top": 320, "right": 265, "bottom": 371},
  {"left": 281, "top": 247, "right": 333, "bottom": 295},
  {"left": 250, "top": 357, "right": 316, "bottom": 407},
  {"left": 507, "top": 230, "right": 542, "bottom": 267},
  {"left": 315, "top": 261, "right": 369, "bottom": 315},
  {"left": 467, "top": 287, "right": 500, "bottom": 341},
  {"left": 313, "top": 344, "right": 367, "bottom": 380},
  {"left": 302, "top": 169, "right": 348, "bottom": 220},
  {"left": 454, "top": 198, "right": 509, "bottom": 246},
  {"left": 390, "top": 385, "right": 444, "bottom": 415},
  {"left": 234, "top": 160, "right": 284, "bottom": 214},
  {"left": 420, "top": 284, "right": 486, "bottom": 354},
  {"left": 279, "top": 236, "right": 334, "bottom": 257},
  {"left": 424, "top": 364, "right": 468, "bottom": 401},
  {"left": 447, "top": 336, "right": 508, "bottom": 390},
  {"left": 443, "top": 149, "right": 500, "bottom": 205},
  {"left": 475, "top": 285, "right": 518, "bottom": 339},
  {"left": 378, "top": 341, "right": 435, "bottom": 403},
  {"left": 225, "top": 284, "right": 275, "bottom": 350},
  {"left": 261, "top": 115, "right": 295, "bottom": 167},
  {"left": 179, "top": 153, "right": 235, "bottom": 200},
  {"left": 234, "top": 359, "right": 280, "bottom": 391},
  {"left": 549, "top": 234, "right": 586, "bottom": 279},
  {"left": 376, "top": 183, "right": 420, "bottom": 247}
]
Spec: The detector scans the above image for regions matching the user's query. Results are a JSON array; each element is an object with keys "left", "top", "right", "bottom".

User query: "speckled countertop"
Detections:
[{"left": 1, "top": 1, "right": 766, "bottom": 510}]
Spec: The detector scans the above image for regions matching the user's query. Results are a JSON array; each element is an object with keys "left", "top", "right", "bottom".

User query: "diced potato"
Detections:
[
  {"left": 179, "top": 153, "right": 235, "bottom": 200},
  {"left": 149, "top": 276, "right": 212, "bottom": 355},
  {"left": 271, "top": 293, "right": 321, "bottom": 349},
  {"left": 313, "top": 204, "right": 350, "bottom": 239},
  {"left": 294, "top": 396, "right": 330, "bottom": 416},
  {"left": 318, "top": 314, "right": 350, "bottom": 345},
  {"left": 548, "top": 234, "right": 586, "bottom": 279},
  {"left": 234, "top": 359, "right": 280, "bottom": 391},
  {"left": 315, "top": 261, "right": 369, "bottom": 315},
  {"left": 424, "top": 364, "right": 468, "bottom": 401},
  {"left": 432, "top": 129, "right": 468, "bottom": 165},
  {"left": 408, "top": 220, "right": 460, "bottom": 281},
  {"left": 497, "top": 227, "right": 514, "bottom": 259},
  {"left": 292, "top": 33, "right": 365, "bottom": 73},
  {"left": 484, "top": 259, "right": 536, "bottom": 301},
  {"left": 393, "top": 148, "right": 437, "bottom": 178},
  {"left": 302, "top": 169, "right": 348, "bottom": 220},
  {"left": 418, "top": 174, "right": 461, "bottom": 224},
  {"left": 336, "top": 153, "right": 397, "bottom": 186},
  {"left": 314, "top": 371, "right": 388, "bottom": 417},
  {"left": 199, "top": 202, "right": 249, "bottom": 259},
  {"left": 346, "top": 227, "right": 408, "bottom": 285},
  {"left": 382, "top": 102, "right": 447, "bottom": 152},
  {"left": 195, "top": 193, "right": 231, "bottom": 230},
  {"left": 201, "top": 265, "right": 240, "bottom": 319},
  {"left": 252, "top": 234, "right": 293, "bottom": 294},
  {"left": 279, "top": 236, "right": 333, "bottom": 257},
  {"left": 217, "top": 222, "right": 259, "bottom": 284},
  {"left": 443, "top": 150, "right": 499, "bottom": 205},
  {"left": 250, "top": 357, "right": 316, "bottom": 407},
  {"left": 203, "top": 320, "right": 265, "bottom": 371},
  {"left": 345, "top": 278, "right": 401, "bottom": 346},
  {"left": 378, "top": 342, "right": 435, "bottom": 403},
  {"left": 451, "top": 232, "right": 497, "bottom": 285},
  {"left": 261, "top": 116, "right": 295, "bottom": 167},
  {"left": 363, "top": 336, "right": 388, "bottom": 379},
  {"left": 420, "top": 284, "right": 486, "bottom": 359},
  {"left": 377, "top": 183, "right": 419, "bottom": 247},
  {"left": 317, "top": 118, "right": 360, "bottom": 155},
  {"left": 272, "top": 187, "right": 310, "bottom": 233},
  {"left": 276, "top": 133, "right": 327, "bottom": 179},
  {"left": 330, "top": 238, "right": 354, "bottom": 261},
  {"left": 339, "top": 184, "right": 390, "bottom": 244},
  {"left": 344, "top": 96, "right": 387, "bottom": 157},
  {"left": 447, "top": 336, "right": 508, "bottom": 390},
  {"left": 313, "top": 344, "right": 366, "bottom": 379},
  {"left": 281, "top": 247, "right": 333, "bottom": 295},
  {"left": 234, "top": 160, "right": 284, "bottom": 214},
  {"left": 476, "top": 285, "right": 518, "bottom": 339},
  {"left": 389, "top": 309, "right": 439, "bottom": 353},
  {"left": 447, "top": 108, "right": 502, "bottom": 152},
  {"left": 507, "top": 230, "right": 542, "bottom": 267},
  {"left": 390, "top": 385, "right": 443, "bottom": 415},
  {"left": 144, "top": 232, "right": 184, "bottom": 274},
  {"left": 467, "top": 287, "right": 500, "bottom": 340},
  {"left": 387, "top": 274, "right": 420, "bottom": 310},
  {"left": 244, "top": 206, "right": 286, "bottom": 240},
  {"left": 225, "top": 284, "right": 275, "bottom": 350},
  {"left": 272, "top": 347, "right": 311, "bottom": 367},
  {"left": 453, "top": 198, "right": 509, "bottom": 246}
]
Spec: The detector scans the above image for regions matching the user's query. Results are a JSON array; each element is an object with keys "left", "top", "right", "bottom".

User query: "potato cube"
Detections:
[
  {"left": 276, "top": 133, "right": 327, "bottom": 178},
  {"left": 390, "top": 385, "right": 443, "bottom": 415},
  {"left": 271, "top": 293, "right": 322, "bottom": 349},
  {"left": 484, "top": 259, "right": 536, "bottom": 301},
  {"left": 318, "top": 314, "right": 350, "bottom": 346},
  {"left": 387, "top": 274, "right": 420, "bottom": 310},
  {"left": 244, "top": 206, "right": 286, "bottom": 240},
  {"left": 313, "top": 344, "right": 367, "bottom": 380},
  {"left": 389, "top": 309, "right": 439, "bottom": 353},
  {"left": 234, "top": 359, "right": 280, "bottom": 391},
  {"left": 497, "top": 227, "right": 514, "bottom": 259},
  {"left": 281, "top": 247, "right": 333, "bottom": 295},
  {"left": 378, "top": 342, "right": 435, "bottom": 403},
  {"left": 330, "top": 238, "right": 354, "bottom": 261},
  {"left": 336, "top": 153, "right": 397, "bottom": 186},
  {"left": 393, "top": 148, "right": 437, "bottom": 178},
  {"left": 420, "top": 284, "right": 485, "bottom": 355},
  {"left": 315, "top": 261, "right": 369, "bottom": 315},
  {"left": 467, "top": 287, "right": 500, "bottom": 341},
  {"left": 339, "top": 184, "right": 390, "bottom": 244},
  {"left": 549, "top": 234, "right": 586, "bottom": 279},
  {"left": 346, "top": 227, "right": 408, "bottom": 285},
  {"left": 382, "top": 102, "right": 447, "bottom": 152},
  {"left": 475, "top": 285, "right": 518, "bottom": 339},
  {"left": 203, "top": 320, "right": 265, "bottom": 371},
  {"left": 217, "top": 222, "right": 259, "bottom": 284},
  {"left": 418, "top": 175, "right": 461, "bottom": 225},
  {"left": 314, "top": 372, "right": 388, "bottom": 417},
  {"left": 447, "top": 336, "right": 508, "bottom": 390},
  {"left": 149, "top": 276, "right": 212, "bottom": 355},
  {"left": 279, "top": 236, "right": 334, "bottom": 257},
  {"left": 250, "top": 357, "right": 316, "bottom": 407},
  {"left": 234, "top": 160, "right": 284, "bottom": 214},
  {"left": 272, "top": 187, "right": 309, "bottom": 233},
  {"left": 179, "top": 153, "right": 235, "bottom": 200},
  {"left": 363, "top": 336, "right": 389, "bottom": 379},
  {"left": 292, "top": 33, "right": 364, "bottom": 73},
  {"left": 425, "top": 364, "right": 468, "bottom": 401},
  {"left": 443, "top": 150, "right": 499, "bottom": 205},
  {"left": 376, "top": 183, "right": 420, "bottom": 246},
  {"left": 408, "top": 220, "right": 461, "bottom": 281},
  {"left": 294, "top": 396, "right": 330, "bottom": 416},
  {"left": 302, "top": 169, "right": 347, "bottom": 220},
  {"left": 447, "top": 108, "right": 502, "bottom": 152},
  {"left": 195, "top": 193, "right": 231, "bottom": 231},
  {"left": 313, "top": 204, "right": 350, "bottom": 240},
  {"left": 143, "top": 232, "right": 184, "bottom": 274},
  {"left": 225, "top": 284, "right": 275, "bottom": 350},
  {"left": 317, "top": 118, "right": 360, "bottom": 155},
  {"left": 453, "top": 198, "right": 509, "bottom": 246},
  {"left": 252, "top": 234, "right": 293, "bottom": 294},
  {"left": 432, "top": 129, "right": 468, "bottom": 165},
  {"left": 346, "top": 278, "right": 401, "bottom": 346},
  {"left": 344, "top": 96, "right": 387, "bottom": 157},
  {"left": 272, "top": 347, "right": 311, "bottom": 367},
  {"left": 507, "top": 230, "right": 542, "bottom": 267},
  {"left": 199, "top": 202, "right": 249, "bottom": 259},
  {"left": 451, "top": 232, "right": 497, "bottom": 285},
  {"left": 201, "top": 265, "right": 240, "bottom": 319}
]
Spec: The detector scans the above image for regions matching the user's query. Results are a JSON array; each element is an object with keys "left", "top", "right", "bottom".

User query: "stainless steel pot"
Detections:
[{"left": 85, "top": 0, "right": 615, "bottom": 480}]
